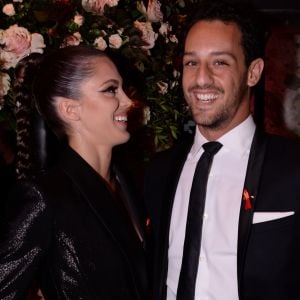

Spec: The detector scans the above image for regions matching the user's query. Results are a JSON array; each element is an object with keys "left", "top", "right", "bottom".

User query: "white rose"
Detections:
[
  {"left": 109, "top": 34, "right": 122, "bottom": 49},
  {"left": 94, "top": 36, "right": 107, "bottom": 50},
  {"left": 2, "top": 4, "right": 15, "bottom": 16},
  {"left": 74, "top": 14, "right": 84, "bottom": 26}
]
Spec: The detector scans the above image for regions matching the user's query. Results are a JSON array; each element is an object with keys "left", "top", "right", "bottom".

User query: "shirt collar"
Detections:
[{"left": 189, "top": 115, "right": 256, "bottom": 159}]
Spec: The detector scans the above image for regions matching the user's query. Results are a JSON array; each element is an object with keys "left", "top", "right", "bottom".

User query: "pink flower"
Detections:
[
  {"left": 159, "top": 22, "right": 172, "bottom": 36},
  {"left": 109, "top": 34, "right": 122, "bottom": 49},
  {"left": 74, "top": 13, "right": 84, "bottom": 26},
  {"left": 1, "top": 25, "right": 31, "bottom": 56},
  {"left": 0, "top": 25, "right": 45, "bottom": 68},
  {"left": 2, "top": 4, "right": 15, "bottom": 16},
  {"left": 134, "top": 21, "right": 157, "bottom": 50},
  {"left": 146, "top": 0, "right": 163, "bottom": 22},
  {"left": 82, "top": 0, "right": 119, "bottom": 15},
  {"left": 94, "top": 36, "right": 107, "bottom": 50},
  {"left": 61, "top": 32, "right": 82, "bottom": 47},
  {"left": 137, "top": 0, "right": 163, "bottom": 23}
]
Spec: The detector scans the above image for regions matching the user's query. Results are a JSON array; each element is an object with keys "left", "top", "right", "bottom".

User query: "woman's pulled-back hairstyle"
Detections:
[
  {"left": 33, "top": 45, "right": 107, "bottom": 139},
  {"left": 14, "top": 45, "right": 107, "bottom": 179},
  {"left": 184, "top": 0, "right": 267, "bottom": 67}
]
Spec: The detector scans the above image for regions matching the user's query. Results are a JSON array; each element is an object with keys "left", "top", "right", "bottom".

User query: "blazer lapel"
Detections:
[
  {"left": 59, "top": 147, "right": 143, "bottom": 258},
  {"left": 237, "top": 130, "right": 268, "bottom": 296},
  {"left": 113, "top": 165, "right": 145, "bottom": 247}
]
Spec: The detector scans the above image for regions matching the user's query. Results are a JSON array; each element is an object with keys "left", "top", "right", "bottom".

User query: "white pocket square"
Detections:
[{"left": 253, "top": 211, "right": 295, "bottom": 224}]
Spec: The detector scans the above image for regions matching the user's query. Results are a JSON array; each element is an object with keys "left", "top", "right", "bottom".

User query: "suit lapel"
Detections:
[
  {"left": 237, "top": 130, "right": 268, "bottom": 296},
  {"left": 58, "top": 146, "right": 143, "bottom": 258}
]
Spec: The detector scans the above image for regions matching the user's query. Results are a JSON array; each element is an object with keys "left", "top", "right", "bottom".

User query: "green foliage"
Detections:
[{"left": 0, "top": 0, "right": 196, "bottom": 152}]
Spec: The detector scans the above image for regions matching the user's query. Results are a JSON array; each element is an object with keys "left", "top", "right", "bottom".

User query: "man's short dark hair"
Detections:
[{"left": 184, "top": 0, "right": 266, "bottom": 67}]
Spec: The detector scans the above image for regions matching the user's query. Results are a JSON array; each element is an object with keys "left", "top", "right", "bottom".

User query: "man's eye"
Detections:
[
  {"left": 215, "top": 60, "right": 228, "bottom": 66},
  {"left": 183, "top": 60, "right": 197, "bottom": 67}
]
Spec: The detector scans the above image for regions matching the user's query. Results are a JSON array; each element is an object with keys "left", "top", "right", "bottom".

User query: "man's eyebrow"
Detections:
[{"left": 183, "top": 51, "right": 237, "bottom": 61}]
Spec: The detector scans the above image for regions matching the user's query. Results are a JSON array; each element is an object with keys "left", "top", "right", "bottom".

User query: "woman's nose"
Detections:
[{"left": 120, "top": 90, "right": 133, "bottom": 108}]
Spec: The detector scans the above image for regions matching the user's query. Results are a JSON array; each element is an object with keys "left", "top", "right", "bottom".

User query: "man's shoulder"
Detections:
[
  {"left": 262, "top": 133, "right": 300, "bottom": 167},
  {"left": 265, "top": 132, "right": 300, "bottom": 152}
]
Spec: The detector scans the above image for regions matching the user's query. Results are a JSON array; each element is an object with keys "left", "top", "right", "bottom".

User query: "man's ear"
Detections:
[
  {"left": 56, "top": 97, "right": 81, "bottom": 122},
  {"left": 247, "top": 58, "right": 264, "bottom": 87}
]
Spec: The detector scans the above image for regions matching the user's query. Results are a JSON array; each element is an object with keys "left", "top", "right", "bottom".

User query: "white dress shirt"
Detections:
[{"left": 167, "top": 116, "right": 255, "bottom": 300}]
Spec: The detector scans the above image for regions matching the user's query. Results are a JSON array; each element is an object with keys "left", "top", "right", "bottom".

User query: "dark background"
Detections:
[{"left": 245, "top": 0, "right": 300, "bottom": 11}]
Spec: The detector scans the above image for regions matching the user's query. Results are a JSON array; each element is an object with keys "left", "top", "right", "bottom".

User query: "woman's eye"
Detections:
[{"left": 103, "top": 86, "right": 118, "bottom": 95}]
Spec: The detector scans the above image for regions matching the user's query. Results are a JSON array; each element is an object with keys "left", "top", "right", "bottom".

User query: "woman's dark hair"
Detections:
[
  {"left": 183, "top": 0, "right": 267, "bottom": 67},
  {"left": 14, "top": 45, "right": 108, "bottom": 178},
  {"left": 33, "top": 46, "right": 107, "bottom": 139}
]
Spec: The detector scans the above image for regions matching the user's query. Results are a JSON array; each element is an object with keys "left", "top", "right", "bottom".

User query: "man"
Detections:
[{"left": 144, "top": 1, "right": 300, "bottom": 299}]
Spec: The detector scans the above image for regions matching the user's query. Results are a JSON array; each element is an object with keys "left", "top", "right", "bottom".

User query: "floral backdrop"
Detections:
[
  {"left": 0, "top": 0, "right": 196, "bottom": 153},
  {"left": 2, "top": 0, "right": 299, "bottom": 159}
]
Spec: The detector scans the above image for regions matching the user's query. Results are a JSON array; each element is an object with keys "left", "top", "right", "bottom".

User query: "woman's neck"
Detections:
[{"left": 69, "top": 139, "right": 112, "bottom": 182}]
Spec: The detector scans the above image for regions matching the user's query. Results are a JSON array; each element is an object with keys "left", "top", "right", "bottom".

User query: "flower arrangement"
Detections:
[{"left": 0, "top": 0, "right": 195, "bottom": 152}]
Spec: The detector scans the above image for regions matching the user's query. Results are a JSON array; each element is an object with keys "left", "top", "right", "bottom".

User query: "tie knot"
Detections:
[{"left": 202, "top": 141, "right": 222, "bottom": 155}]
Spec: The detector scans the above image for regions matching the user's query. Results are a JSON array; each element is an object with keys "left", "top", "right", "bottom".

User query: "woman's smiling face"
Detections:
[{"left": 76, "top": 56, "right": 132, "bottom": 148}]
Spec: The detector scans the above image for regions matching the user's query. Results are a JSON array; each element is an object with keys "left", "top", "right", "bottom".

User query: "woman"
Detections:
[{"left": 0, "top": 46, "right": 148, "bottom": 299}]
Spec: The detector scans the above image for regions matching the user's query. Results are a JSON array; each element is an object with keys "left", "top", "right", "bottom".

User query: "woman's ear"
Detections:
[
  {"left": 56, "top": 97, "right": 81, "bottom": 122},
  {"left": 247, "top": 58, "right": 264, "bottom": 87}
]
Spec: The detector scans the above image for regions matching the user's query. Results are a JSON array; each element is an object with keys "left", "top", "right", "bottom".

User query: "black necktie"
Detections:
[{"left": 176, "top": 141, "right": 222, "bottom": 300}]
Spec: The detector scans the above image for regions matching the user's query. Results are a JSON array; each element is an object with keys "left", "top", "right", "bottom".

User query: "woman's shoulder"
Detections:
[{"left": 11, "top": 165, "right": 73, "bottom": 208}]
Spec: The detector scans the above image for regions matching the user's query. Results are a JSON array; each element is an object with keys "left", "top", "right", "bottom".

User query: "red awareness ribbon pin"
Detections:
[{"left": 243, "top": 189, "right": 252, "bottom": 210}]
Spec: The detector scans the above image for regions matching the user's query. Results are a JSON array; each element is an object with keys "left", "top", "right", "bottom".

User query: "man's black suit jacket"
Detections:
[{"left": 144, "top": 130, "right": 300, "bottom": 300}]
